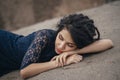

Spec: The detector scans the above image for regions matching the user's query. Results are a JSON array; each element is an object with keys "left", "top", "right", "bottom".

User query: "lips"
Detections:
[{"left": 56, "top": 48, "right": 63, "bottom": 54}]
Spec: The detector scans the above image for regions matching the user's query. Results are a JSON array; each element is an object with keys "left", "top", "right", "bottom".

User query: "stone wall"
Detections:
[{"left": 0, "top": 0, "right": 111, "bottom": 30}]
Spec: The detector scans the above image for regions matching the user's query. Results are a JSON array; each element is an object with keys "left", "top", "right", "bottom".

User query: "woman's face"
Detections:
[{"left": 55, "top": 28, "right": 77, "bottom": 54}]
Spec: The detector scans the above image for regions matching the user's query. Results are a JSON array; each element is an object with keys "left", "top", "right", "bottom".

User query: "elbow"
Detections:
[
  {"left": 105, "top": 39, "right": 114, "bottom": 48},
  {"left": 20, "top": 69, "right": 28, "bottom": 79},
  {"left": 108, "top": 39, "right": 114, "bottom": 48}
]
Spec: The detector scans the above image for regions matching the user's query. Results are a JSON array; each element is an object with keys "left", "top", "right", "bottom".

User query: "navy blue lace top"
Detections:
[{"left": 17, "top": 29, "right": 57, "bottom": 69}]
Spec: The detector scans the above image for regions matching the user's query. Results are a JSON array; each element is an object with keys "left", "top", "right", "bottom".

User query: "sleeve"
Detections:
[{"left": 20, "top": 30, "right": 48, "bottom": 69}]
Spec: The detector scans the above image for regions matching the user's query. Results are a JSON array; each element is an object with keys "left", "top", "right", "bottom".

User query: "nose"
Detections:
[{"left": 58, "top": 41, "right": 66, "bottom": 50}]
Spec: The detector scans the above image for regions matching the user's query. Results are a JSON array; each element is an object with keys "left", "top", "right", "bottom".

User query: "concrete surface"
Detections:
[{"left": 0, "top": 1, "right": 120, "bottom": 80}]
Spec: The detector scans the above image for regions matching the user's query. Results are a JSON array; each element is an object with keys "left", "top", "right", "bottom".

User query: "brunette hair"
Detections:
[{"left": 56, "top": 13, "right": 100, "bottom": 49}]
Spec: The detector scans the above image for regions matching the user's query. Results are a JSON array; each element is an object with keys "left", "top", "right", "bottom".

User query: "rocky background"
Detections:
[
  {"left": 0, "top": 1, "right": 120, "bottom": 80},
  {"left": 0, "top": 0, "right": 115, "bottom": 30}
]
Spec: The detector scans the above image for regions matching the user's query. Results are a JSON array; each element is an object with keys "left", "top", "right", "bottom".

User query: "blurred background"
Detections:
[{"left": 0, "top": 0, "right": 116, "bottom": 31}]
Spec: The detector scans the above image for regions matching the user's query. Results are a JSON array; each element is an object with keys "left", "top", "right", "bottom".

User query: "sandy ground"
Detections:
[{"left": 0, "top": 1, "right": 120, "bottom": 80}]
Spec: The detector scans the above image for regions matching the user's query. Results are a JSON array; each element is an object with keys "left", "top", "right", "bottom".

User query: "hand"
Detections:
[
  {"left": 51, "top": 52, "right": 74, "bottom": 67},
  {"left": 50, "top": 55, "right": 67, "bottom": 67},
  {"left": 66, "top": 54, "right": 83, "bottom": 65}
]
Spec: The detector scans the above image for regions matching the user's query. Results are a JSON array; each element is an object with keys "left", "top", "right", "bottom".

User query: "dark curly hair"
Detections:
[{"left": 56, "top": 13, "right": 100, "bottom": 49}]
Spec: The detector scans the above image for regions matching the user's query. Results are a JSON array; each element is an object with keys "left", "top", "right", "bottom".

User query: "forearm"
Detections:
[
  {"left": 72, "top": 39, "right": 113, "bottom": 54},
  {"left": 20, "top": 61, "right": 57, "bottom": 79}
]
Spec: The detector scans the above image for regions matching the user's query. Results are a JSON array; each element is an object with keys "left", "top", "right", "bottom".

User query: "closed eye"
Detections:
[
  {"left": 67, "top": 43, "right": 74, "bottom": 48},
  {"left": 59, "top": 34, "right": 64, "bottom": 41}
]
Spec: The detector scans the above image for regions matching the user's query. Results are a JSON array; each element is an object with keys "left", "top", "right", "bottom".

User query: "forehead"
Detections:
[{"left": 58, "top": 29, "right": 75, "bottom": 44}]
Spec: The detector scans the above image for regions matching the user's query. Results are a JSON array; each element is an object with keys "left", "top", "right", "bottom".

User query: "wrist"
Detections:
[
  {"left": 50, "top": 61, "right": 59, "bottom": 68},
  {"left": 73, "top": 49, "right": 82, "bottom": 54}
]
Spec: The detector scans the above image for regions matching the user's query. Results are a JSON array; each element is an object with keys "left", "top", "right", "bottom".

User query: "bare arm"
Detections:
[
  {"left": 50, "top": 39, "right": 114, "bottom": 66},
  {"left": 20, "top": 54, "right": 82, "bottom": 79},
  {"left": 20, "top": 61, "right": 58, "bottom": 79},
  {"left": 73, "top": 39, "right": 114, "bottom": 54}
]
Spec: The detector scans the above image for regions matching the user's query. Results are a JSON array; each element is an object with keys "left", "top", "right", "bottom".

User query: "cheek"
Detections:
[{"left": 55, "top": 37, "right": 60, "bottom": 46}]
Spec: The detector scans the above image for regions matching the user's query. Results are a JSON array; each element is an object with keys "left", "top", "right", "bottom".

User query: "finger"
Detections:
[
  {"left": 56, "top": 56, "right": 62, "bottom": 67},
  {"left": 55, "top": 56, "right": 59, "bottom": 67},
  {"left": 50, "top": 56, "right": 56, "bottom": 61},
  {"left": 50, "top": 57, "right": 55, "bottom": 61},
  {"left": 79, "top": 55, "right": 83, "bottom": 61},
  {"left": 63, "top": 54, "right": 68, "bottom": 65},
  {"left": 75, "top": 55, "right": 83, "bottom": 62},
  {"left": 62, "top": 55, "right": 65, "bottom": 66},
  {"left": 59, "top": 55, "right": 64, "bottom": 67},
  {"left": 55, "top": 56, "right": 60, "bottom": 67}
]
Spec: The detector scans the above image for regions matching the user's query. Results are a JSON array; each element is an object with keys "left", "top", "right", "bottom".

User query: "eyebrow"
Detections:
[{"left": 59, "top": 33, "right": 75, "bottom": 45}]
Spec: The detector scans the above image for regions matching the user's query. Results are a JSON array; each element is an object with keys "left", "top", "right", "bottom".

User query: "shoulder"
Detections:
[
  {"left": 35, "top": 29, "right": 56, "bottom": 36},
  {"left": 35, "top": 29, "right": 57, "bottom": 41}
]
